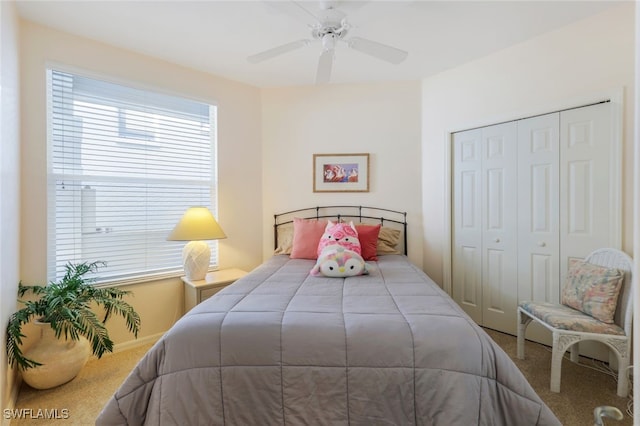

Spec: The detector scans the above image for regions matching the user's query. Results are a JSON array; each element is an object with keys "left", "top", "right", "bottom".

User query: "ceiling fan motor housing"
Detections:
[{"left": 312, "top": 8, "right": 349, "bottom": 51}]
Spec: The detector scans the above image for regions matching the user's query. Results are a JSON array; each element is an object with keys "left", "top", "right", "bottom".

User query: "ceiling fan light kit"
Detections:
[
  {"left": 321, "top": 33, "right": 338, "bottom": 51},
  {"left": 247, "top": 1, "right": 408, "bottom": 84}
]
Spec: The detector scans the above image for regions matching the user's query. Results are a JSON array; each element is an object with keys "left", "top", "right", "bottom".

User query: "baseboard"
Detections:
[
  {"left": 88, "top": 332, "right": 164, "bottom": 361},
  {"left": 113, "top": 332, "right": 163, "bottom": 353}
]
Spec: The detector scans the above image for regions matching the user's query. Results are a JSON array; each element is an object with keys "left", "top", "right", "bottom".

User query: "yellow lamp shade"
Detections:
[
  {"left": 167, "top": 207, "right": 226, "bottom": 280},
  {"left": 167, "top": 207, "right": 227, "bottom": 241}
]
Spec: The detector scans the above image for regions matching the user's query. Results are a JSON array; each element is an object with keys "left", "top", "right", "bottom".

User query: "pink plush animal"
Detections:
[
  {"left": 311, "top": 221, "right": 368, "bottom": 277},
  {"left": 316, "top": 221, "right": 362, "bottom": 258},
  {"left": 310, "top": 247, "right": 368, "bottom": 277}
]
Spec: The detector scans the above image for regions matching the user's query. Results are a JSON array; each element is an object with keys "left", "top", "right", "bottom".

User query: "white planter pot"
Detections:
[{"left": 21, "top": 320, "right": 91, "bottom": 390}]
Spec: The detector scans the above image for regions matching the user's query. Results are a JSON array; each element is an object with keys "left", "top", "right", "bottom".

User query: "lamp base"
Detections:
[{"left": 182, "top": 240, "right": 211, "bottom": 280}]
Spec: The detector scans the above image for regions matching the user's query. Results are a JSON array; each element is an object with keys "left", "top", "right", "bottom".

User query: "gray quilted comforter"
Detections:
[{"left": 97, "top": 255, "right": 560, "bottom": 425}]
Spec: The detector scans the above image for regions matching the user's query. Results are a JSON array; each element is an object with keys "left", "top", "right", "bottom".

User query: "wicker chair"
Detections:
[{"left": 517, "top": 248, "right": 634, "bottom": 397}]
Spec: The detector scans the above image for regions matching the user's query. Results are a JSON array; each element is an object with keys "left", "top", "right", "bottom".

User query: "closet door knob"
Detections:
[
  {"left": 494, "top": 238, "right": 501, "bottom": 243},
  {"left": 538, "top": 241, "right": 546, "bottom": 247}
]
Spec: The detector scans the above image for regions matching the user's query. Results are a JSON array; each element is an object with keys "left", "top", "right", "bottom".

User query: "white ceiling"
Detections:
[{"left": 16, "top": 0, "right": 620, "bottom": 88}]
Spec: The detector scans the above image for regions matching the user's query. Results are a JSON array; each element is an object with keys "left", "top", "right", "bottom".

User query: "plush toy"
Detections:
[
  {"left": 316, "top": 221, "right": 362, "bottom": 257},
  {"left": 310, "top": 247, "right": 368, "bottom": 277},
  {"left": 311, "top": 221, "right": 368, "bottom": 277}
]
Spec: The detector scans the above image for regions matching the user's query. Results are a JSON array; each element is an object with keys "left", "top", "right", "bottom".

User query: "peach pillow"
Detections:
[
  {"left": 377, "top": 227, "right": 401, "bottom": 255},
  {"left": 273, "top": 223, "right": 293, "bottom": 255},
  {"left": 355, "top": 224, "right": 382, "bottom": 261},
  {"left": 290, "top": 218, "right": 328, "bottom": 259}
]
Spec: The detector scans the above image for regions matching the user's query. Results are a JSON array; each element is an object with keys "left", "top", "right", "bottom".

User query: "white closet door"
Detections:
[
  {"left": 451, "top": 101, "right": 618, "bottom": 344},
  {"left": 517, "top": 113, "right": 560, "bottom": 305},
  {"left": 480, "top": 122, "right": 519, "bottom": 334},
  {"left": 452, "top": 129, "right": 483, "bottom": 324},
  {"left": 516, "top": 114, "right": 560, "bottom": 345},
  {"left": 559, "top": 103, "right": 617, "bottom": 361},
  {"left": 560, "top": 103, "right": 615, "bottom": 275}
]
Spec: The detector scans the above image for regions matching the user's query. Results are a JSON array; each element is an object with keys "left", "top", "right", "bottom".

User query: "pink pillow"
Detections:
[
  {"left": 290, "top": 218, "right": 328, "bottom": 259},
  {"left": 355, "top": 224, "right": 381, "bottom": 261}
]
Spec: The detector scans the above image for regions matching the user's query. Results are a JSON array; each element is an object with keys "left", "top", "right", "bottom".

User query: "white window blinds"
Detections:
[{"left": 47, "top": 69, "right": 218, "bottom": 283}]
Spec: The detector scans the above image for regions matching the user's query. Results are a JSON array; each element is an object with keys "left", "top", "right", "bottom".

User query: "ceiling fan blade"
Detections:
[
  {"left": 321, "top": 1, "right": 371, "bottom": 14},
  {"left": 263, "top": 1, "right": 322, "bottom": 26},
  {"left": 315, "top": 50, "right": 333, "bottom": 85},
  {"left": 247, "top": 40, "right": 310, "bottom": 64},
  {"left": 347, "top": 36, "right": 408, "bottom": 64}
]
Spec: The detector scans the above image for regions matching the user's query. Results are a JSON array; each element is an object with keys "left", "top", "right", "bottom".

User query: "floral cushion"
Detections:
[
  {"left": 519, "top": 301, "right": 625, "bottom": 335},
  {"left": 560, "top": 261, "right": 623, "bottom": 323}
]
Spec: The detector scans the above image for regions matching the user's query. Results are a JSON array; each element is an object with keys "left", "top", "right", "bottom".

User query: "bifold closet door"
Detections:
[
  {"left": 517, "top": 113, "right": 561, "bottom": 306},
  {"left": 452, "top": 123, "right": 518, "bottom": 333},
  {"left": 515, "top": 104, "right": 613, "bottom": 308},
  {"left": 558, "top": 102, "right": 617, "bottom": 360},
  {"left": 452, "top": 129, "right": 483, "bottom": 324},
  {"left": 560, "top": 103, "right": 614, "bottom": 272},
  {"left": 480, "top": 123, "right": 518, "bottom": 334},
  {"left": 516, "top": 113, "right": 561, "bottom": 343}
]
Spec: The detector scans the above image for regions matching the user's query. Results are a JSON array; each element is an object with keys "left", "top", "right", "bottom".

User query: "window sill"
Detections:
[{"left": 94, "top": 266, "right": 220, "bottom": 288}]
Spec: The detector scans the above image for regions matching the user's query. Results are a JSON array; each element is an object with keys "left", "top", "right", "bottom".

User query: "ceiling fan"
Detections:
[{"left": 247, "top": 1, "right": 408, "bottom": 84}]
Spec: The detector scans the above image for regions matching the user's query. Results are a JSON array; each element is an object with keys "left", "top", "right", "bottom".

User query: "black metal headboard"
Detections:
[{"left": 274, "top": 206, "right": 408, "bottom": 255}]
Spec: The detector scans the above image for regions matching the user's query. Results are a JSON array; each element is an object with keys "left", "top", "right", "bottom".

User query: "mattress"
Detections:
[{"left": 96, "top": 254, "right": 560, "bottom": 425}]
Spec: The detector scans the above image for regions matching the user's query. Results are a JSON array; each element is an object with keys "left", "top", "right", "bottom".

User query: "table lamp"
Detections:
[{"left": 167, "top": 206, "right": 227, "bottom": 280}]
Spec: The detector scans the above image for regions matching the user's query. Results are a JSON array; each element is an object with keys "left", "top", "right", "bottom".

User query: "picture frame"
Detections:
[{"left": 313, "top": 153, "right": 370, "bottom": 193}]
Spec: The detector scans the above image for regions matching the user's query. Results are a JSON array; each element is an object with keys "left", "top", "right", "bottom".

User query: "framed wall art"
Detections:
[{"left": 313, "top": 153, "right": 370, "bottom": 193}]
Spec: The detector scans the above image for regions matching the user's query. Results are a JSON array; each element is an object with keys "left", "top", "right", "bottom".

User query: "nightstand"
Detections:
[{"left": 182, "top": 268, "right": 248, "bottom": 312}]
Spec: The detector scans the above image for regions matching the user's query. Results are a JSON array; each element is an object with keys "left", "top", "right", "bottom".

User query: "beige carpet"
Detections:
[
  {"left": 484, "top": 328, "right": 633, "bottom": 426},
  {"left": 10, "top": 330, "right": 633, "bottom": 425},
  {"left": 10, "top": 342, "right": 154, "bottom": 425}
]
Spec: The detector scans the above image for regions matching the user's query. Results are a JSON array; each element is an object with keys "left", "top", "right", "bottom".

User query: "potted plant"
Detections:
[{"left": 5, "top": 261, "right": 141, "bottom": 389}]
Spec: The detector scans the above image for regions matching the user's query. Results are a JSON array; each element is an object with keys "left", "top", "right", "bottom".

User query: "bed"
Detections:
[{"left": 97, "top": 206, "right": 560, "bottom": 425}]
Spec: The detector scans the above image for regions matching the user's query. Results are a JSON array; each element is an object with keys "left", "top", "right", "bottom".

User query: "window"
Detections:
[{"left": 47, "top": 69, "right": 218, "bottom": 284}]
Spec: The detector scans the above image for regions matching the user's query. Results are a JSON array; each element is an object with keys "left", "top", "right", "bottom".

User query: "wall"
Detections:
[
  {"left": 633, "top": 0, "right": 640, "bottom": 415},
  {"left": 421, "top": 3, "right": 636, "bottom": 286},
  {"left": 261, "top": 82, "right": 423, "bottom": 268},
  {"left": 19, "top": 21, "right": 263, "bottom": 346},
  {"left": 0, "top": 0, "right": 21, "bottom": 414}
]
